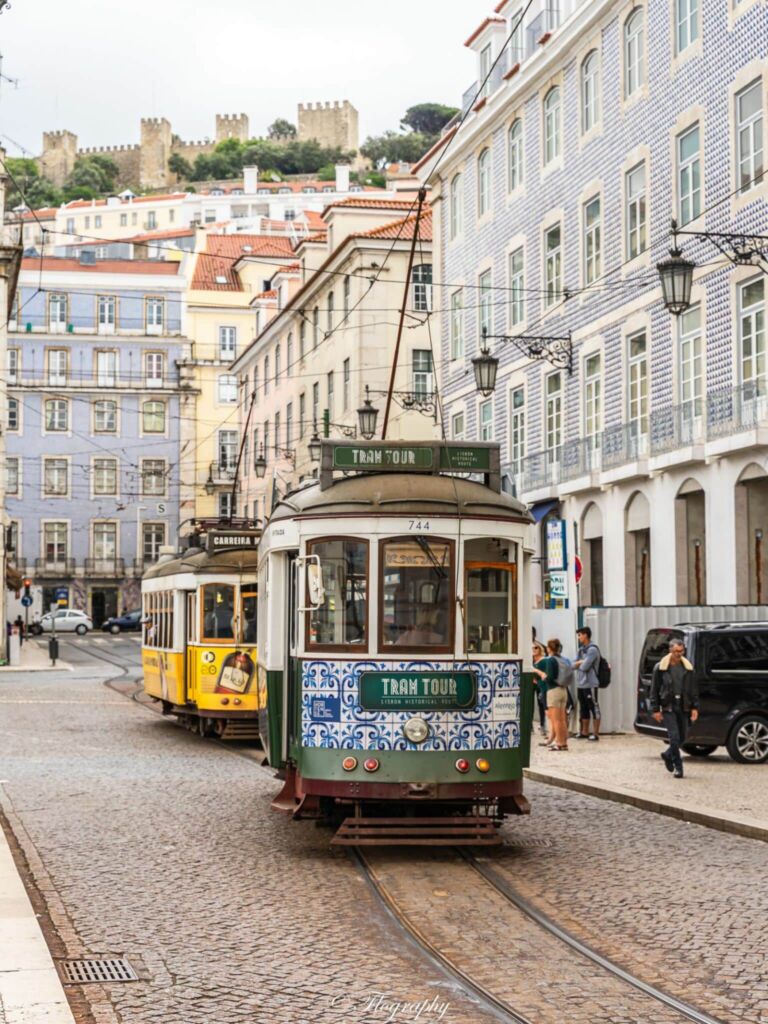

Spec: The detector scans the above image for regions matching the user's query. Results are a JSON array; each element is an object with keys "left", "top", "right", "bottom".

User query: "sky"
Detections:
[{"left": 0, "top": 0, "right": 490, "bottom": 159}]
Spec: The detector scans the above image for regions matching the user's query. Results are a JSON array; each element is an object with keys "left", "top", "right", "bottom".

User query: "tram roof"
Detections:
[
  {"left": 142, "top": 547, "right": 261, "bottom": 580},
  {"left": 270, "top": 473, "right": 534, "bottom": 524}
]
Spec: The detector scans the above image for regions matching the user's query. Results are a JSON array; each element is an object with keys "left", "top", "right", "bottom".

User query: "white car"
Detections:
[{"left": 37, "top": 609, "right": 93, "bottom": 636}]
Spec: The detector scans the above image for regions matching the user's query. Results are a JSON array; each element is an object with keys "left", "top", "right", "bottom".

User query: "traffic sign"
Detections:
[
  {"left": 574, "top": 553, "right": 583, "bottom": 585},
  {"left": 20, "top": 595, "right": 32, "bottom": 607}
]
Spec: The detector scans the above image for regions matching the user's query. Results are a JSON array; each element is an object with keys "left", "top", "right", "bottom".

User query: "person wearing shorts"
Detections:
[
  {"left": 573, "top": 627, "right": 601, "bottom": 741},
  {"left": 533, "top": 638, "right": 568, "bottom": 751}
]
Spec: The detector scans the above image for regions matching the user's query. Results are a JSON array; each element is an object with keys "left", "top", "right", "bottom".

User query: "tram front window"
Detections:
[
  {"left": 202, "top": 583, "right": 235, "bottom": 641},
  {"left": 307, "top": 538, "right": 368, "bottom": 648},
  {"left": 241, "top": 591, "right": 257, "bottom": 644},
  {"left": 381, "top": 538, "right": 453, "bottom": 651},
  {"left": 465, "top": 538, "right": 517, "bottom": 655}
]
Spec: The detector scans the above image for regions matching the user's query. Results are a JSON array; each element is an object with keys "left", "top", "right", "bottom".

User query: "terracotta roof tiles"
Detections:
[
  {"left": 191, "top": 233, "right": 294, "bottom": 291},
  {"left": 20, "top": 257, "right": 182, "bottom": 275}
]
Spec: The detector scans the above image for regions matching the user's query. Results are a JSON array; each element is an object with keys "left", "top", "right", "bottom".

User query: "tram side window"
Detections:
[
  {"left": 380, "top": 537, "right": 453, "bottom": 651},
  {"left": 202, "top": 584, "right": 235, "bottom": 641},
  {"left": 242, "top": 591, "right": 257, "bottom": 644},
  {"left": 307, "top": 538, "right": 368, "bottom": 648},
  {"left": 465, "top": 538, "right": 518, "bottom": 655}
]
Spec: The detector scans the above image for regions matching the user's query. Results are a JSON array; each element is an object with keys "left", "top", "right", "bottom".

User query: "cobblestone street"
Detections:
[{"left": 0, "top": 637, "right": 764, "bottom": 1024}]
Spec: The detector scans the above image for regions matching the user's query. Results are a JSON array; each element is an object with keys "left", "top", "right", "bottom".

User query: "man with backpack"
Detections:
[{"left": 573, "top": 627, "right": 605, "bottom": 741}]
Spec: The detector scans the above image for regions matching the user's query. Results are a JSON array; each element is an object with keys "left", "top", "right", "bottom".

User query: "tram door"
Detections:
[
  {"left": 286, "top": 552, "right": 300, "bottom": 759},
  {"left": 185, "top": 591, "right": 197, "bottom": 703}
]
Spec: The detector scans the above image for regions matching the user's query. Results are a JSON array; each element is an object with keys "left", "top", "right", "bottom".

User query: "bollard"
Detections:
[
  {"left": 49, "top": 636, "right": 59, "bottom": 666},
  {"left": 8, "top": 632, "right": 20, "bottom": 667}
]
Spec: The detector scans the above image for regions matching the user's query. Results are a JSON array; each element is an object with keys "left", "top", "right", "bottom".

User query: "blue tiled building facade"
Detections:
[
  {"left": 6, "top": 258, "right": 188, "bottom": 623},
  {"left": 428, "top": 0, "right": 767, "bottom": 609}
]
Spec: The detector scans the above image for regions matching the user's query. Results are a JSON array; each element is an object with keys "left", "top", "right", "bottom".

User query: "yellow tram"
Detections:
[{"left": 141, "top": 522, "right": 261, "bottom": 739}]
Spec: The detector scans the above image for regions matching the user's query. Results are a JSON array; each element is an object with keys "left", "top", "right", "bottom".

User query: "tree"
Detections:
[
  {"left": 63, "top": 154, "right": 119, "bottom": 200},
  {"left": 267, "top": 118, "right": 297, "bottom": 140},
  {"left": 3, "top": 158, "right": 63, "bottom": 210},
  {"left": 360, "top": 130, "right": 435, "bottom": 166},
  {"left": 401, "top": 102, "right": 459, "bottom": 136},
  {"left": 168, "top": 152, "right": 193, "bottom": 182}
]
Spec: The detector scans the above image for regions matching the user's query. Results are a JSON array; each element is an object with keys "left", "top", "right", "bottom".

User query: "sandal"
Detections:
[{"left": 548, "top": 744, "right": 568, "bottom": 751}]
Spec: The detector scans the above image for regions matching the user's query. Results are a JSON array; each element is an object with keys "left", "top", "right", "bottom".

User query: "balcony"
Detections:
[
  {"left": 34, "top": 558, "right": 76, "bottom": 577},
  {"left": 84, "top": 557, "right": 125, "bottom": 577},
  {"left": 209, "top": 461, "right": 237, "bottom": 484}
]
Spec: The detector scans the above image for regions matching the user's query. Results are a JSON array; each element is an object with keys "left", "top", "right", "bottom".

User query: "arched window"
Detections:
[
  {"left": 581, "top": 51, "right": 599, "bottom": 133},
  {"left": 543, "top": 87, "right": 561, "bottom": 164},
  {"left": 508, "top": 120, "right": 523, "bottom": 191},
  {"left": 477, "top": 148, "right": 491, "bottom": 216},
  {"left": 449, "top": 173, "right": 463, "bottom": 239},
  {"left": 624, "top": 9, "right": 644, "bottom": 98}
]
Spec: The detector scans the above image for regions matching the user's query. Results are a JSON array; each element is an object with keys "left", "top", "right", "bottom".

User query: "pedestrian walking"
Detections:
[
  {"left": 533, "top": 638, "right": 569, "bottom": 751},
  {"left": 573, "top": 627, "right": 602, "bottom": 741},
  {"left": 13, "top": 615, "right": 24, "bottom": 646},
  {"left": 650, "top": 639, "right": 699, "bottom": 778}
]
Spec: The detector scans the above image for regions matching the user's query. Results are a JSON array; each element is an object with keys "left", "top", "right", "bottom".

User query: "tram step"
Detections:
[
  {"left": 219, "top": 721, "right": 261, "bottom": 741},
  {"left": 331, "top": 816, "right": 502, "bottom": 846}
]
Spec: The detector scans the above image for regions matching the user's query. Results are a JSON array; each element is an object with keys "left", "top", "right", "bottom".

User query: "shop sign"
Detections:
[
  {"left": 546, "top": 518, "right": 568, "bottom": 571},
  {"left": 549, "top": 571, "right": 568, "bottom": 601},
  {"left": 359, "top": 671, "right": 476, "bottom": 710}
]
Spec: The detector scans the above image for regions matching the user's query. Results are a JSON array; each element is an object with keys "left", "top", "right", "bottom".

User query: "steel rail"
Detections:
[
  {"left": 459, "top": 849, "right": 726, "bottom": 1024},
  {"left": 350, "top": 847, "right": 534, "bottom": 1024}
]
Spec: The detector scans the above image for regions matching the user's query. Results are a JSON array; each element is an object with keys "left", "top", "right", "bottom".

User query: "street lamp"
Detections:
[
  {"left": 308, "top": 427, "right": 322, "bottom": 463},
  {"left": 357, "top": 387, "right": 379, "bottom": 440},
  {"left": 204, "top": 472, "right": 215, "bottom": 496},
  {"left": 657, "top": 245, "right": 695, "bottom": 315},
  {"left": 254, "top": 446, "right": 267, "bottom": 479},
  {"left": 473, "top": 330, "right": 500, "bottom": 397}
]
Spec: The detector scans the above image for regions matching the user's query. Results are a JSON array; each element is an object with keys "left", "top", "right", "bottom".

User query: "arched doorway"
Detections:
[
  {"left": 625, "top": 491, "right": 651, "bottom": 606},
  {"left": 675, "top": 478, "right": 706, "bottom": 605},
  {"left": 735, "top": 463, "right": 768, "bottom": 604},
  {"left": 581, "top": 502, "right": 604, "bottom": 606}
]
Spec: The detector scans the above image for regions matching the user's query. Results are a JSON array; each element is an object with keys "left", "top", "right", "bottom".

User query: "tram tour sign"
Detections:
[
  {"left": 331, "top": 443, "right": 492, "bottom": 472},
  {"left": 359, "top": 671, "right": 477, "bottom": 711}
]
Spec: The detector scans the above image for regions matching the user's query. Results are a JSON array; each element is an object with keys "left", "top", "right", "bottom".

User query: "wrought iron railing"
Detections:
[
  {"left": 649, "top": 401, "right": 704, "bottom": 455},
  {"left": 707, "top": 381, "right": 768, "bottom": 440},
  {"left": 34, "top": 558, "right": 76, "bottom": 576},
  {"left": 84, "top": 558, "right": 125, "bottom": 575}
]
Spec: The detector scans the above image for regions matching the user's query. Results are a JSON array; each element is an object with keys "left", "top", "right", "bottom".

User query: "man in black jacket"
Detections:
[{"left": 650, "top": 639, "right": 700, "bottom": 778}]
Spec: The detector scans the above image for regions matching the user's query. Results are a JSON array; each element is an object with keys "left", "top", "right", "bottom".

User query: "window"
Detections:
[
  {"left": 449, "top": 174, "right": 463, "bottom": 239},
  {"left": 508, "top": 120, "right": 523, "bottom": 191},
  {"left": 96, "top": 350, "right": 117, "bottom": 387},
  {"left": 452, "top": 411, "right": 465, "bottom": 440},
  {"left": 678, "top": 125, "right": 701, "bottom": 224},
  {"left": 584, "top": 353, "right": 602, "bottom": 440},
  {"left": 479, "top": 270, "right": 492, "bottom": 340},
  {"left": 306, "top": 538, "right": 368, "bottom": 649},
  {"left": 508, "top": 248, "right": 524, "bottom": 326},
  {"left": 299, "top": 321, "right": 306, "bottom": 361},
  {"left": 120, "top": 213, "right": 127, "bottom": 227},
  {"left": 44, "top": 458, "right": 68, "bottom": 496},
  {"left": 465, "top": 537, "right": 518, "bottom": 655},
  {"left": 6, "top": 457, "right": 18, "bottom": 495},
  {"left": 327, "top": 292, "right": 334, "bottom": 334},
  {"left": 450, "top": 290, "right": 464, "bottom": 359},
  {"left": 218, "top": 429, "right": 238, "bottom": 471},
  {"left": 380, "top": 537, "right": 453, "bottom": 651},
  {"left": 544, "top": 225, "right": 562, "bottom": 307},
  {"left": 141, "top": 459, "right": 167, "bottom": 497},
  {"left": 252, "top": 427, "right": 259, "bottom": 467},
  {"left": 95, "top": 215, "right": 102, "bottom": 228},
  {"left": 299, "top": 393, "right": 306, "bottom": 436},
  {"left": 286, "top": 402, "right": 293, "bottom": 449},
  {"left": 707, "top": 632, "right": 768, "bottom": 673},
  {"left": 48, "top": 293, "right": 67, "bottom": 332},
  {"left": 739, "top": 278, "right": 765, "bottom": 386},
  {"left": 313, "top": 306, "right": 319, "bottom": 348},
  {"left": 47, "top": 349, "right": 67, "bottom": 386},
  {"left": 479, "top": 42, "right": 492, "bottom": 98},
  {"left": 582, "top": 51, "right": 599, "bottom": 133},
  {"left": 676, "top": 0, "right": 698, "bottom": 52},
  {"left": 477, "top": 148, "right": 491, "bottom": 216},
  {"left": 583, "top": 197, "right": 601, "bottom": 285},
  {"left": 145, "top": 352, "right": 164, "bottom": 387},
  {"left": 45, "top": 399, "right": 68, "bottom": 432},
  {"left": 146, "top": 297, "right": 164, "bottom": 333},
  {"left": 343, "top": 359, "right": 350, "bottom": 410},
  {"left": 543, "top": 87, "right": 561, "bottom": 164},
  {"left": 510, "top": 387, "right": 525, "bottom": 467},
  {"left": 545, "top": 372, "right": 562, "bottom": 452},
  {"left": 628, "top": 331, "right": 648, "bottom": 431},
  {"left": 413, "top": 351, "right": 433, "bottom": 398},
  {"left": 94, "top": 399, "right": 117, "bottom": 433},
  {"left": 286, "top": 333, "right": 293, "bottom": 376},
  {"left": 508, "top": 6, "right": 524, "bottom": 61},
  {"left": 217, "top": 374, "right": 237, "bottom": 404},
  {"left": 142, "top": 400, "right": 166, "bottom": 433},
  {"left": 274, "top": 411, "right": 281, "bottom": 453},
  {"left": 624, "top": 9, "right": 644, "bottom": 98},
  {"left": 275, "top": 344, "right": 281, "bottom": 381},
  {"left": 480, "top": 399, "right": 493, "bottom": 441},
  {"left": 93, "top": 458, "right": 117, "bottom": 496},
  {"left": 98, "top": 295, "right": 116, "bottom": 332},
  {"left": 264, "top": 355, "right": 270, "bottom": 395},
  {"left": 736, "top": 80, "right": 763, "bottom": 195},
  {"left": 327, "top": 371, "right": 334, "bottom": 416},
  {"left": 219, "top": 326, "right": 236, "bottom": 360},
  {"left": 412, "top": 264, "right": 433, "bottom": 311},
  {"left": 312, "top": 381, "right": 319, "bottom": 426},
  {"left": 263, "top": 420, "right": 269, "bottom": 458},
  {"left": 343, "top": 276, "right": 351, "bottom": 315},
  {"left": 218, "top": 492, "right": 235, "bottom": 519},
  {"left": 44, "top": 523, "right": 68, "bottom": 563},
  {"left": 147, "top": 211, "right": 157, "bottom": 229},
  {"left": 142, "top": 523, "right": 165, "bottom": 565},
  {"left": 679, "top": 304, "right": 703, "bottom": 414},
  {"left": 626, "top": 162, "right": 647, "bottom": 259},
  {"left": 8, "top": 398, "right": 18, "bottom": 431},
  {"left": 92, "top": 523, "right": 117, "bottom": 563},
  {"left": 66, "top": 218, "right": 74, "bottom": 234},
  {"left": 7, "top": 348, "right": 18, "bottom": 385}
]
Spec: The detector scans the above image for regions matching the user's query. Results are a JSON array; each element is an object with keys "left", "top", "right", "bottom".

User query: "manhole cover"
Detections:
[{"left": 58, "top": 958, "right": 138, "bottom": 984}]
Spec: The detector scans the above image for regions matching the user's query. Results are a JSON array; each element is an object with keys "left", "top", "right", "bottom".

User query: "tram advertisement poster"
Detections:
[{"left": 359, "top": 671, "right": 476, "bottom": 710}]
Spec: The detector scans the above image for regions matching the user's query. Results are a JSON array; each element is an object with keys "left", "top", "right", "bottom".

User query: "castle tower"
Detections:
[
  {"left": 215, "top": 113, "right": 250, "bottom": 144},
  {"left": 40, "top": 130, "right": 78, "bottom": 188},
  {"left": 297, "top": 100, "right": 359, "bottom": 153},
  {"left": 140, "top": 117, "right": 173, "bottom": 190}
]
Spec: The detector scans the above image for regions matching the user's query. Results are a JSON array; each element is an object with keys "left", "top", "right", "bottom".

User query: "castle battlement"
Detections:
[
  {"left": 78, "top": 144, "right": 140, "bottom": 155},
  {"left": 141, "top": 117, "right": 171, "bottom": 127}
]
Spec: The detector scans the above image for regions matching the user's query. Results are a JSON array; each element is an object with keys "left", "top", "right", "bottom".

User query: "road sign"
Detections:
[
  {"left": 574, "top": 553, "right": 583, "bottom": 585},
  {"left": 20, "top": 595, "right": 32, "bottom": 607}
]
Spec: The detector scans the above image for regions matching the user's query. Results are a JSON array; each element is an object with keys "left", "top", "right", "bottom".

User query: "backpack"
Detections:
[
  {"left": 597, "top": 654, "right": 612, "bottom": 688},
  {"left": 553, "top": 655, "right": 574, "bottom": 689}
]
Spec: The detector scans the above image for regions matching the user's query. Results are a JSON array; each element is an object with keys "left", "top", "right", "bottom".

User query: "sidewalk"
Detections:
[
  {"left": 0, "top": 640, "right": 72, "bottom": 673},
  {"left": 527, "top": 732, "right": 768, "bottom": 842},
  {"left": 0, "top": 823, "right": 75, "bottom": 1023}
]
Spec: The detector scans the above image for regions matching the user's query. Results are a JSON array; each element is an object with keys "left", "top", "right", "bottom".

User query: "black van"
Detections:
[{"left": 635, "top": 623, "right": 768, "bottom": 764}]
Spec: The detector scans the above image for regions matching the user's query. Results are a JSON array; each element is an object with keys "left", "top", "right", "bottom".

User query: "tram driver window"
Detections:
[
  {"left": 465, "top": 538, "right": 517, "bottom": 655},
  {"left": 241, "top": 590, "right": 257, "bottom": 644},
  {"left": 306, "top": 538, "right": 368, "bottom": 649},
  {"left": 202, "top": 584, "right": 235, "bottom": 641},
  {"left": 380, "top": 538, "right": 454, "bottom": 651}
]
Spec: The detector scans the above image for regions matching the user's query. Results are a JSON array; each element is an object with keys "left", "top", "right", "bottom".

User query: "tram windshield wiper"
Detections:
[{"left": 415, "top": 536, "right": 448, "bottom": 578}]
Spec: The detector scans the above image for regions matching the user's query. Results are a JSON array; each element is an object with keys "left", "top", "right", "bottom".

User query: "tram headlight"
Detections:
[
  {"left": 455, "top": 758, "right": 470, "bottom": 773},
  {"left": 342, "top": 756, "right": 358, "bottom": 771},
  {"left": 363, "top": 758, "right": 380, "bottom": 772},
  {"left": 402, "top": 717, "right": 430, "bottom": 744}
]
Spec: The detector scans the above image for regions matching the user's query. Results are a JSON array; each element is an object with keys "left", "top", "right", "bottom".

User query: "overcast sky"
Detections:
[{"left": 0, "top": 0, "right": 490, "bottom": 159}]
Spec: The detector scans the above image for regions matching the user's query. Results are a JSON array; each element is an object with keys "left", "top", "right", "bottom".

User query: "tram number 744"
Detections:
[{"left": 408, "top": 520, "right": 431, "bottom": 531}]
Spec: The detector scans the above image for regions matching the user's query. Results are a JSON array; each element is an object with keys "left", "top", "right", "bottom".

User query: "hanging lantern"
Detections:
[
  {"left": 204, "top": 470, "right": 215, "bottom": 496},
  {"left": 473, "top": 331, "right": 499, "bottom": 396},
  {"left": 357, "top": 387, "right": 379, "bottom": 440},
  {"left": 254, "top": 447, "right": 267, "bottom": 479},
  {"left": 308, "top": 428, "right": 322, "bottom": 462},
  {"left": 657, "top": 247, "right": 695, "bottom": 315}
]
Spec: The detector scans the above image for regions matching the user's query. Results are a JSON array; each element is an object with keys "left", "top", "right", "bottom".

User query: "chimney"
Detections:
[
  {"left": 243, "top": 166, "right": 259, "bottom": 193},
  {"left": 335, "top": 164, "right": 350, "bottom": 193}
]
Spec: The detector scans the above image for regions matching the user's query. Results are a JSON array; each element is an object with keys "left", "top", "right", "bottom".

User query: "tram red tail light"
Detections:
[
  {"left": 220, "top": 697, "right": 230, "bottom": 705},
  {"left": 476, "top": 758, "right": 490, "bottom": 773},
  {"left": 342, "top": 756, "right": 358, "bottom": 771},
  {"left": 363, "top": 758, "right": 380, "bottom": 773},
  {"left": 455, "top": 758, "right": 470, "bottom": 773}
]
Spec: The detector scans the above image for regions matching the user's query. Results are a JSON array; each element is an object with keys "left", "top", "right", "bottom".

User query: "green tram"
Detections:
[{"left": 257, "top": 440, "right": 536, "bottom": 844}]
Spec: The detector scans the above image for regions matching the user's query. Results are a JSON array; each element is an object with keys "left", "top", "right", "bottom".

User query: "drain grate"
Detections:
[{"left": 58, "top": 958, "right": 138, "bottom": 984}]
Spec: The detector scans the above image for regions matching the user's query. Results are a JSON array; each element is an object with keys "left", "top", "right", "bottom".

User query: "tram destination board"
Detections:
[
  {"left": 206, "top": 530, "right": 260, "bottom": 552},
  {"left": 331, "top": 444, "right": 492, "bottom": 472},
  {"left": 359, "top": 671, "right": 477, "bottom": 710}
]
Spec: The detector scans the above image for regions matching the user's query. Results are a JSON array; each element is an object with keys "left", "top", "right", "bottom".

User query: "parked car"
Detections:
[
  {"left": 635, "top": 622, "right": 768, "bottom": 764},
  {"left": 32, "top": 609, "right": 93, "bottom": 636},
  {"left": 101, "top": 609, "right": 142, "bottom": 634}
]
